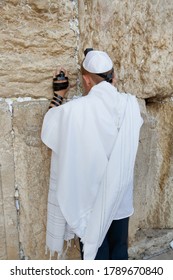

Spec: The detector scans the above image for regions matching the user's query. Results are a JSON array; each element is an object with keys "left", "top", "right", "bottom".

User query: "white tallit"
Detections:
[{"left": 41, "top": 81, "right": 143, "bottom": 259}]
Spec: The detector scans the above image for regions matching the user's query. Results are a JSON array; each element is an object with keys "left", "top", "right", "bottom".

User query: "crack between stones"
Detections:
[
  {"left": 0, "top": 164, "right": 8, "bottom": 259},
  {"left": 10, "top": 103, "right": 27, "bottom": 260}
]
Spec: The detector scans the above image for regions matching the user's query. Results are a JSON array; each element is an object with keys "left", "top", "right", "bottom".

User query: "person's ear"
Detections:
[
  {"left": 112, "top": 74, "right": 116, "bottom": 86},
  {"left": 82, "top": 74, "right": 92, "bottom": 86}
]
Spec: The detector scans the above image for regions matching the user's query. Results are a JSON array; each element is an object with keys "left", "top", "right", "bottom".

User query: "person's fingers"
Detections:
[
  {"left": 60, "top": 67, "right": 68, "bottom": 77},
  {"left": 53, "top": 68, "right": 59, "bottom": 78},
  {"left": 53, "top": 67, "right": 69, "bottom": 80},
  {"left": 56, "top": 67, "right": 62, "bottom": 76},
  {"left": 54, "top": 67, "right": 64, "bottom": 77}
]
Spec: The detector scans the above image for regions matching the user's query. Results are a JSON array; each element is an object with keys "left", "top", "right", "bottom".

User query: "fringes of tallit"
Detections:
[{"left": 45, "top": 240, "right": 73, "bottom": 260}]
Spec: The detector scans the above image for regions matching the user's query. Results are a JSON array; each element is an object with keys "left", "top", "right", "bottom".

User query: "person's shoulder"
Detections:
[
  {"left": 50, "top": 95, "right": 88, "bottom": 119},
  {"left": 64, "top": 95, "right": 87, "bottom": 110},
  {"left": 116, "top": 88, "right": 137, "bottom": 101}
]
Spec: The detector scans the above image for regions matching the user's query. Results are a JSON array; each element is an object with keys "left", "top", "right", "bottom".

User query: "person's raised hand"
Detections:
[{"left": 53, "top": 67, "right": 70, "bottom": 98}]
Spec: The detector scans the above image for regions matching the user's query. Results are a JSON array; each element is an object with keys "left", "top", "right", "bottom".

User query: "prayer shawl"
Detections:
[{"left": 41, "top": 81, "right": 143, "bottom": 259}]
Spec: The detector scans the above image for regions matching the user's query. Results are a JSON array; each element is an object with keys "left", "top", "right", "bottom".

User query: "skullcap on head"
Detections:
[{"left": 83, "top": 50, "right": 113, "bottom": 73}]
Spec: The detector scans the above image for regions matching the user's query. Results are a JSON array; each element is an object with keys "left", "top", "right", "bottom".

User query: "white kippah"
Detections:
[{"left": 83, "top": 50, "right": 113, "bottom": 74}]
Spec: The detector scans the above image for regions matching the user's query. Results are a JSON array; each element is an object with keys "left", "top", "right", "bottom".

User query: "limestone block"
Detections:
[
  {"left": 145, "top": 101, "right": 173, "bottom": 228},
  {"left": 78, "top": 0, "right": 173, "bottom": 99},
  {"left": 0, "top": 101, "right": 19, "bottom": 260},
  {"left": 13, "top": 100, "right": 50, "bottom": 259},
  {"left": 0, "top": 0, "right": 78, "bottom": 99},
  {"left": 0, "top": 0, "right": 172, "bottom": 261},
  {"left": 130, "top": 100, "right": 173, "bottom": 242},
  {"left": 128, "top": 99, "right": 149, "bottom": 241}
]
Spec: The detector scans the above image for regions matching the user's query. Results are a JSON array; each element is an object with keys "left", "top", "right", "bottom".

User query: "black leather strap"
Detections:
[
  {"left": 97, "top": 69, "right": 114, "bottom": 83},
  {"left": 53, "top": 81, "right": 69, "bottom": 91},
  {"left": 53, "top": 71, "right": 69, "bottom": 91}
]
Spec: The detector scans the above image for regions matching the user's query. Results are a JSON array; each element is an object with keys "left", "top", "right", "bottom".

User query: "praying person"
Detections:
[{"left": 41, "top": 49, "right": 143, "bottom": 260}]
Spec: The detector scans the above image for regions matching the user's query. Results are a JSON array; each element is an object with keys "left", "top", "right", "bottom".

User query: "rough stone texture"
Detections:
[
  {"left": 13, "top": 100, "right": 50, "bottom": 259},
  {"left": 0, "top": 0, "right": 173, "bottom": 260},
  {"left": 145, "top": 101, "right": 173, "bottom": 228},
  {"left": 129, "top": 99, "right": 149, "bottom": 241},
  {"left": 78, "top": 0, "right": 173, "bottom": 99},
  {"left": 0, "top": 102, "right": 19, "bottom": 260},
  {"left": 129, "top": 228, "right": 173, "bottom": 259},
  {"left": 129, "top": 100, "right": 173, "bottom": 242},
  {"left": 0, "top": 0, "right": 78, "bottom": 99}
]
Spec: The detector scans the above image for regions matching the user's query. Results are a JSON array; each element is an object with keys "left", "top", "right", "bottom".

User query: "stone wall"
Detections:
[{"left": 0, "top": 0, "right": 172, "bottom": 259}]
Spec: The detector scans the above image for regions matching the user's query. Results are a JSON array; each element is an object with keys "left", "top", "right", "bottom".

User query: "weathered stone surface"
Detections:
[
  {"left": 0, "top": 0, "right": 78, "bottom": 99},
  {"left": 78, "top": 0, "right": 173, "bottom": 99},
  {"left": 129, "top": 228, "right": 173, "bottom": 259},
  {"left": 129, "top": 99, "right": 149, "bottom": 241},
  {"left": 130, "top": 100, "right": 173, "bottom": 242},
  {"left": 0, "top": 0, "right": 172, "bottom": 260},
  {"left": 13, "top": 100, "right": 51, "bottom": 259},
  {"left": 145, "top": 101, "right": 173, "bottom": 228},
  {"left": 0, "top": 101, "right": 19, "bottom": 260}
]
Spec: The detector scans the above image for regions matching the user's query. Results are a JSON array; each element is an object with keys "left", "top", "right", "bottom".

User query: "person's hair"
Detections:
[{"left": 81, "top": 63, "right": 114, "bottom": 85}]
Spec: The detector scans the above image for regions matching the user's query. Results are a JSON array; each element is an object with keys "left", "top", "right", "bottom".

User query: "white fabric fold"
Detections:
[
  {"left": 82, "top": 94, "right": 142, "bottom": 259},
  {"left": 46, "top": 174, "right": 74, "bottom": 257},
  {"left": 41, "top": 81, "right": 143, "bottom": 259}
]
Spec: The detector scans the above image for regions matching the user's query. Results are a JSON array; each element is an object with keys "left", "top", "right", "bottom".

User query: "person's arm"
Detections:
[{"left": 49, "top": 68, "right": 69, "bottom": 109}]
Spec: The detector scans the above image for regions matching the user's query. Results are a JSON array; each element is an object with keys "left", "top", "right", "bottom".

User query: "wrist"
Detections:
[
  {"left": 54, "top": 90, "right": 66, "bottom": 98},
  {"left": 49, "top": 93, "right": 64, "bottom": 109}
]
